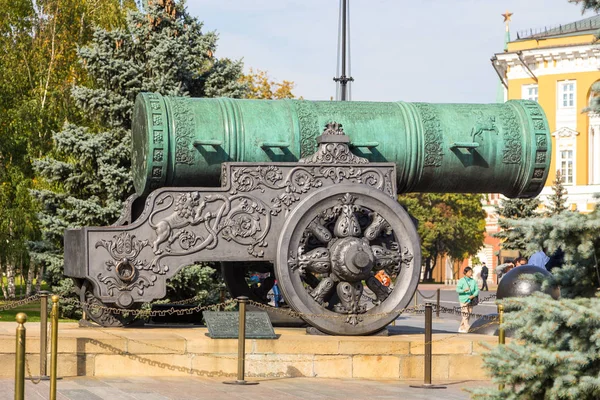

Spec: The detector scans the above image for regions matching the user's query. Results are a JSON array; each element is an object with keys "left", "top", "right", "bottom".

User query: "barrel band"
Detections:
[
  {"left": 412, "top": 103, "right": 444, "bottom": 168},
  {"left": 518, "top": 100, "right": 551, "bottom": 197},
  {"left": 145, "top": 93, "right": 169, "bottom": 191}
]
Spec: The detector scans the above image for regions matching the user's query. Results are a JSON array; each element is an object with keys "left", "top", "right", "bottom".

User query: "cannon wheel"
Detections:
[
  {"left": 220, "top": 262, "right": 306, "bottom": 327},
  {"left": 74, "top": 279, "right": 140, "bottom": 327},
  {"left": 275, "top": 184, "right": 421, "bottom": 336}
]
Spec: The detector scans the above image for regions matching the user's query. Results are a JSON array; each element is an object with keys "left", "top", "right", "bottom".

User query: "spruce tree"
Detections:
[
  {"left": 470, "top": 199, "right": 600, "bottom": 399},
  {"left": 547, "top": 170, "right": 568, "bottom": 215},
  {"left": 494, "top": 196, "right": 541, "bottom": 256},
  {"left": 32, "top": 0, "right": 248, "bottom": 310}
]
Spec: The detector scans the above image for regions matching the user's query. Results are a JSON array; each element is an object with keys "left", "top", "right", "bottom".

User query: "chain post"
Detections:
[
  {"left": 414, "top": 291, "right": 418, "bottom": 308},
  {"left": 39, "top": 291, "right": 49, "bottom": 378},
  {"left": 14, "top": 313, "right": 27, "bottom": 400},
  {"left": 436, "top": 289, "right": 440, "bottom": 318},
  {"left": 424, "top": 303, "right": 432, "bottom": 385},
  {"left": 497, "top": 302, "right": 505, "bottom": 391},
  {"left": 49, "top": 295, "right": 59, "bottom": 400},
  {"left": 224, "top": 296, "right": 258, "bottom": 386},
  {"left": 409, "top": 303, "right": 446, "bottom": 390}
]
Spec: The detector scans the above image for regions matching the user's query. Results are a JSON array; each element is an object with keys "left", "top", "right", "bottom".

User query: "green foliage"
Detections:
[
  {"left": 473, "top": 198, "right": 600, "bottom": 399},
  {"left": 0, "top": 0, "right": 135, "bottom": 296},
  {"left": 509, "top": 204, "right": 600, "bottom": 298},
  {"left": 165, "top": 264, "right": 222, "bottom": 304},
  {"left": 240, "top": 68, "right": 296, "bottom": 99},
  {"left": 470, "top": 294, "right": 600, "bottom": 400},
  {"left": 494, "top": 196, "right": 541, "bottom": 256},
  {"left": 547, "top": 170, "right": 568, "bottom": 216},
  {"left": 30, "top": 0, "right": 248, "bottom": 312},
  {"left": 397, "top": 193, "right": 486, "bottom": 280}
]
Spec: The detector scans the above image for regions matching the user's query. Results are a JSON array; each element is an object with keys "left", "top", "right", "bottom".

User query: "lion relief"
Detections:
[{"left": 149, "top": 192, "right": 204, "bottom": 254}]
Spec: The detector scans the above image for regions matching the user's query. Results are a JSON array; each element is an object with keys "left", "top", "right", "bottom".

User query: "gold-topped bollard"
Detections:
[
  {"left": 49, "top": 295, "right": 59, "bottom": 400},
  {"left": 223, "top": 296, "right": 258, "bottom": 386},
  {"left": 498, "top": 303, "right": 505, "bottom": 391},
  {"left": 14, "top": 313, "right": 27, "bottom": 400}
]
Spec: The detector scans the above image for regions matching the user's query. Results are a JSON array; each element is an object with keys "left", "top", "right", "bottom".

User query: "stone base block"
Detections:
[{"left": 0, "top": 322, "right": 501, "bottom": 380}]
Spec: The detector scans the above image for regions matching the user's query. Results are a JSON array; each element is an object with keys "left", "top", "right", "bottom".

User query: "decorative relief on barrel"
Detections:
[
  {"left": 171, "top": 98, "right": 195, "bottom": 165},
  {"left": 296, "top": 101, "right": 319, "bottom": 157},
  {"left": 536, "top": 151, "right": 546, "bottom": 164},
  {"left": 499, "top": 104, "right": 522, "bottom": 164},
  {"left": 153, "top": 130, "right": 163, "bottom": 144},
  {"left": 471, "top": 111, "right": 498, "bottom": 139},
  {"left": 152, "top": 114, "right": 163, "bottom": 126},
  {"left": 522, "top": 100, "right": 550, "bottom": 196},
  {"left": 413, "top": 103, "right": 444, "bottom": 167}
]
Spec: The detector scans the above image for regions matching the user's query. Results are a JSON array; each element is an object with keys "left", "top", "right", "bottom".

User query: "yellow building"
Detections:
[{"left": 493, "top": 15, "right": 600, "bottom": 212}]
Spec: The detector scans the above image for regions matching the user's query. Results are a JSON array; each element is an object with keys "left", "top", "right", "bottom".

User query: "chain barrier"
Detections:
[
  {"left": 0, "top": 294, "right": 40, "bottom": 312},
  {"left": 5, "top": 292, "right": 507, "bottom": 378},
  {"left": 25, "top": 357, "right": 41, "bottom": 385},
  {"left": 415, "top": 289, "right": 437, "bottom": 300},
  {"left": 0, "top": 291, "right": 499, "bottom": 322},
  {"left": 60, "top": 297, "right": 237, "bottom": 317}
]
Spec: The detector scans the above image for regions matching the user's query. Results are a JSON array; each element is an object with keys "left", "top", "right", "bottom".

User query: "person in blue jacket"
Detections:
[{"left": 456, "top": 266, "right": 479, "bottom": 333}]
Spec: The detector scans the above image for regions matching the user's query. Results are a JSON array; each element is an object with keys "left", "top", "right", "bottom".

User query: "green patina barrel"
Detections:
[{"left": 132, "top": 93, "right": 551, "bottom": 198}]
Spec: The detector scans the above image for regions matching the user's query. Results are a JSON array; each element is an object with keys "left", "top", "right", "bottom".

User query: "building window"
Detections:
[
  {"left": 522, "top": 84, "right": 538, "bottom": 102},
  {"left": 558, "top": 150, "right": 574, "bottom": 184},
  {"left": 559, "top": 81, "right": 576, "bottom": 108}
]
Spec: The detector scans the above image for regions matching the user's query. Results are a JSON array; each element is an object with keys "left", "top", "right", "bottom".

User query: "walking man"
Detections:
[
  {"left": 456, "top": 267, "right": 479, "bottom": 333},
  {"left": 480, "top": 262, "right": 489, "bottom": 291}
]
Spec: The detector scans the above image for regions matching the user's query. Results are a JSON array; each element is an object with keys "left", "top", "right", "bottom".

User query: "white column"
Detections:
[
  {"left": 595, "top": 125, "right": 600, "bottom": 184},
  {"left": 588, "top": 126, "right": 596, "bottom": 185}
]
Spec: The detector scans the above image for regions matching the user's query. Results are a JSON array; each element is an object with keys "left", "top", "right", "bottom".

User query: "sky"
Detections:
[{"left": 186, "top": 0, "right": 594, "bottom": 104}]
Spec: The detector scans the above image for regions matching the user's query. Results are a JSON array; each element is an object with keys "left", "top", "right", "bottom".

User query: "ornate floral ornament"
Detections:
[{"left": 299, "top": 122, "right": 369, "bottom": 165}]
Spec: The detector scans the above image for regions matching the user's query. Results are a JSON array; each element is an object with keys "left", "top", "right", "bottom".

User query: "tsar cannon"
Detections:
[{"left": 64, "top": 93, "right": 551, "bottom": 334}]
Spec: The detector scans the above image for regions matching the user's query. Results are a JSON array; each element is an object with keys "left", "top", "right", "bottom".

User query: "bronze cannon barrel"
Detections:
[{"left": 132, "top": 93, "right": 551, "bottom": 197}]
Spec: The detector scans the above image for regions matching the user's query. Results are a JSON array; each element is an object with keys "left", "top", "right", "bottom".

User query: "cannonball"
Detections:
[
  {"left": 497, "top": 265, "right": 560, "bottom": 300},
  {"left": 467, "top": 314, "right": 514, "bottom": 337}
]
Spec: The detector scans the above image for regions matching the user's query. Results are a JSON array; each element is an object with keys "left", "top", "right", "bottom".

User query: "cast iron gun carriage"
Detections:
[{"left": 64, "top": 93, "right": 551, "bottom": 335}]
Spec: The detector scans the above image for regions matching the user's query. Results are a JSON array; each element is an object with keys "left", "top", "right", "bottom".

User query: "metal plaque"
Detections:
[{"left": 203, "top": 311, "right": 277, "bottom": 339}]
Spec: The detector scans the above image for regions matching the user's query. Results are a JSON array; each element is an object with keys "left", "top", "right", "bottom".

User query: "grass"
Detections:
[{"left": 0, "top": 281, "right": 76, "bottom": 323}]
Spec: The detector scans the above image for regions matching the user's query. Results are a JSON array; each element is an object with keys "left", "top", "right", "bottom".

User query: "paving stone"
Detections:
[
  {"left": 0, "top": 376, "right": 493, "bottom": 399},
  {"left": 59, "top": 389, "right": 104, "bottom": 400}
]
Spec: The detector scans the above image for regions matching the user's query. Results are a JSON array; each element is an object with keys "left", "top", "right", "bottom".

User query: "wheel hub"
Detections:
[{"left": 330, "top": 237, "right": 374, "bottom": 281}]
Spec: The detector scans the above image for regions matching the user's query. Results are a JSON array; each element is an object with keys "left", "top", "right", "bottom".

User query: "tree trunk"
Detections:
[
  {"left": 6, "top": 263, "right": 16, "bottom": 299},
  {"left": 19, "top": 273, "right": 24, "bottom": 298},
  {"left": 424, "top": 256, "right": 438, "bottom": 282},
  {"left": 0, "top": 264, "right": 7, "bottom": 299},
  {"left": 35, "top": 263, "right": 44, "bottom": 293},
  {"left": 26, "top": 262, "right": 35, "bottom": 296},
  {"left": 424, "top": 258, "right": 433, "bottom": 282}
]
